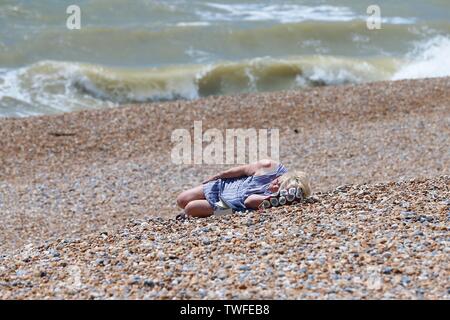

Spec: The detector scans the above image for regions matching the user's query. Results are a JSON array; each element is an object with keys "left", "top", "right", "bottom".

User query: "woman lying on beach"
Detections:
[{"left": 176, "top": 159, "right": 311, "bottom": 219}]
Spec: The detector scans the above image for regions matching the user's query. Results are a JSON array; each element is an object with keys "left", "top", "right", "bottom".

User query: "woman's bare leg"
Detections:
[
  {"left": 185, "top": 200, "right": 214, "bottom": 218},
  {"left": 176, "top": 185, "right": 206, "bottom": 209}
]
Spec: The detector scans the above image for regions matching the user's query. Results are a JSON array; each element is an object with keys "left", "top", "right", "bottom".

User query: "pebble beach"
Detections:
[{"left": 0, "top": 77, "right": 449, "bottom": 299}]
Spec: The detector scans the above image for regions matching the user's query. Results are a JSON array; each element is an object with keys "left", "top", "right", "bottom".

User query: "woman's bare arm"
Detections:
[
  {"left": 202, "top": 159, "right": 278, "bottom": 183},
  {"left": 202, "top": 164, "right": 254, "bottom": 183},
  {"left": 244, "top": 194, "right": 270, "bottom": 209}
]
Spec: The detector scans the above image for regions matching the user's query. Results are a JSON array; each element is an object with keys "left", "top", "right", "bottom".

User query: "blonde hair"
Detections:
[{"left": 279, "top": 171, "right": 311, "bottom": 198}]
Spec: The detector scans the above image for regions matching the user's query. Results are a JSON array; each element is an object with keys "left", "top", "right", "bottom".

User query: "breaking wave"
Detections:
[
  {"left": 392, "top": 35, "right": 450, "bottom": 80},
  {"left": 1, "top": 35, "right": 450, "bottom": 117}
]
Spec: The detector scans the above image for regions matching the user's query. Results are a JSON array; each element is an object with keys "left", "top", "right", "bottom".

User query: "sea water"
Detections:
[{"left": 0, "top": 0, "right": 449, "bottom": 117}]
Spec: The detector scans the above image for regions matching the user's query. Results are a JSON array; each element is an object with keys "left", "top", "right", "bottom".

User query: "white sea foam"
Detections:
[
  {"left": 185, "top": 47, "right": 214, "bottom": 63},
  {"left": 295, "top": 58, "right": 390, "bottom": 87},
  {"left": 200, "top": 3, "right": 415, "bottom": 24},
  {"left": 0, "top": 61, "right": 117, "bottom": 117},
  {"left": 392, "top": 36, "right": 450, "bottom": 80},
  {"left": 201, "top": 3, "right": 356, "bottom": 23},
  {"left": 299, "top": 67, "right": 362, "bottom": 86},
  {"left": 176, "top": 21, "right": 211, "bottom": 27},
  {"left": 381, "top": 17, "right": 416, "bottom": 25}
]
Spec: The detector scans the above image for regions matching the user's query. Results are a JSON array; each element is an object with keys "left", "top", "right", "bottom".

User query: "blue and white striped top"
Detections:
[{"left": 203, "top": 163, "right": 288, "bottom": 211}]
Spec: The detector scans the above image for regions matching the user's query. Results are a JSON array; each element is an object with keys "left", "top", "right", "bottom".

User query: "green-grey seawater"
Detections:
[{"left": 1, "top": 0, "right": 449, "bottom": 116}]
